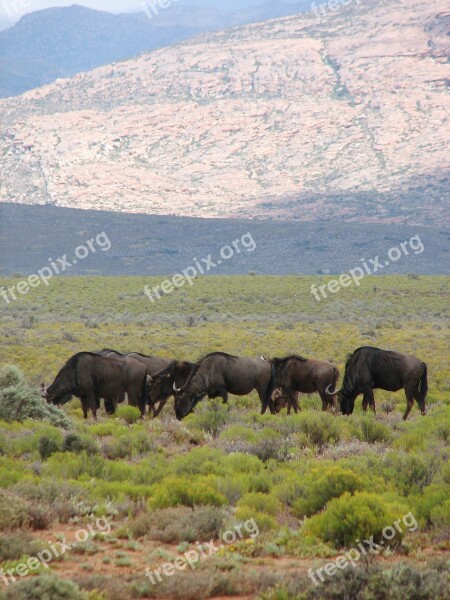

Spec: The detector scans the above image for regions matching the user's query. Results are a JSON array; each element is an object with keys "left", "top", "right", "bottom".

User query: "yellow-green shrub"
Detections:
[
  {"left": 290, "top": 466, "right": 372, "bottom": 517},
  {"left": 237, "top": 492, "right": 281, "bottom": 516},
  {"left": 350, "top": 415, "right": 393, "bottom": 444},
  {"left": 412, "top": 484, "right": 450, "bottom": 527},
  {"left": 171, "top": 447, "right": 226, "bottom": 477},
  {"left": 116, "top": 405, "right": 141, "bottom": 424},
  {"left": 149, "top": 476, "right": 227, "bottom": 508},
  {"left": 303, "top": 491, "right": 408, "bottom": 547},
  {"left": 235, "top": 506, "right": 277, "bottom": 532}
]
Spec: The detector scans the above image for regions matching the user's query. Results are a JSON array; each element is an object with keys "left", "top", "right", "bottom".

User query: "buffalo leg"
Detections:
[
  {"left": 257, "top": 384, "right": 276, "bottom": 415},
  {"left": 362, "top": 395, "right": 368, "bottom": 412},
  {"left": 403, "top": 387, "right": 415, "bottom": 420},
  {"left": 217, "top": 387, "right": 228, "bottom": 404},
  {"left": 257, "top": 390, "right": 271, "bottom": 415},
  {"left": 362, "top": 389, "right": 376, "bottom": 414},
  {"left": 127, "top": 387, "right": 144, "bottom": 418},
  {"left": 152, "top": 399, "right": 167, "bottom": 418},
  {"left": 85, "top": 392, "right": 97, "bottom": 419},
  {"left": 319, "top": 390, "right": 332, "bottom": 412},
  {"left": 367, "top": 389, "right": 376, "bottom": 413},
  {"left": 260, "top": 401, "right": 270, "bottom": 415},
  {"left": 413, "top": 388, "right": 426, "bottom": 416},
  {"left": 104, "top": 397, "right": 119, "bottom": 415},
  {"left": 288, "top": 390, "right": 299, "bottom": 415},
  {"left": 80, "top": 396, "right": 89, "bottom": 419},
  {"left": 137, "top": 393, "right": 146, "bottom": 418}
]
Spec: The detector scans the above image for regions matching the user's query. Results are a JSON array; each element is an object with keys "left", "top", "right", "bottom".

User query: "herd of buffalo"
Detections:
[{"left": 41, "top": 346, "right": 428, "bottom": 422}]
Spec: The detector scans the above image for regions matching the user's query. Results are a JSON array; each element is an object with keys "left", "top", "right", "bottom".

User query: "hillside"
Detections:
[
  {"left": 0, "top": 0, "right": 449, "bottom": 224},
  {"left": 1, "top": 203, "right": 448, "bottom": 276},
  {"left": 0, "top": 2, "right": 313, "bottom": 98}
]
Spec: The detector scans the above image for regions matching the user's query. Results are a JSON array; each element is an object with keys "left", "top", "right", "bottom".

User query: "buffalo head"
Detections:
[
  {"left": 43, "top": 383, "right": 73, "bottom": 406},
  {"left": 174, "top": 389, "right": 204, "bottom": 420},
  {"left": 271, "top": 389, "right": 288, "bottom": 414},
  {"left": 40, "top": 382, "right": 49, "bottom": 402},
  {"left": 146, "top": 370, "right": 173, "bottom": 406},
  {"left": 325, "top": 384, "right": 354, "bottom": 415}
]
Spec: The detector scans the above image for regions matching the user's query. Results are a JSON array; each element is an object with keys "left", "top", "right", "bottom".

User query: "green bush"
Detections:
[
  {"left": 429, "top": 499, "right": 450, "bottom": 527},
  {"left": 384, "top": 451, "right": 442, "bottom": 495},
  {"left": 0, "top": 365, "right": 70, "bottom": 428},
  {"left": 62, "top": 432, "right": 98, "bottom": 454},
  {"left": 0, "top": 365, "right": 23, "bottom": 388},
  {"left": 38, "top": 434, "right": 61, "bottom": 460},
  {"left": 185, "top": 398, "right": 231, "bottom": 436},
  {"left": 237, "top": 492, "right": 281, "bottom": 517},
  {"left": 4, "top": 574, "right": 88, "bottom": 600},
  {"left": 350, "top": 415, "right": 393, "bottom": 444},
  {"left": 89, "top": 422, "right": 128, "bottom": 437},
  {"left": 150, "top": 476, "right": 227, "bottom": 509},
  {"left": 413, "top": 484, "right": 449, "bottom": 527},
  {"left": 296, "top": 412, "right": 341, "bottom": 447},
  {"left": 116, "top": 405, "right": 141, "bottom": 424},
  {"left": 290, "top": 465, "right": 372, "bottom": 517},
  {"left": 0, "top": 490, "right": 30, "bottom": 531},
  {"left": 101, "top": 436, "right": 134, "bottom": 460},
  {"left": 303, "top": 561, "right": 449, "bottom": 600},
  {"left": 44, "top": 451, "right": 133, "bottom": 482},
  {"left": 223, "top": 452, "right": 263, "bottom": 474},
  {"left": 235, "top": 506, "right": 277, "bottom": 532},
  {"left": 129, "top": 506, "right": 226, "bottom": 542},
  {"left": 0, "top": 456, "right": 27, "bottom": 487},
  {"left": 0, "top": 533, "right": 41, "bottom": 561},
  {"left": 248, "top": 472, "right": 272, "bottom": 494},
  {"left": 216, "top": 476, "right": 247, "bottom": 504},
  {"left": 220, "top": 424, "right": 258, "bottom": 444},
  {"left": 171, "top": 447, "right": 226, "bottom": 477},
  {"left": 303, "top": 491, "right": 408, "bottom": 547}
]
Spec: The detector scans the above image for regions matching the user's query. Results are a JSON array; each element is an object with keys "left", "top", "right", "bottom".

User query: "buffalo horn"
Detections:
[{"left": 326, "top": 384, "right": 342, "bottom": 395}]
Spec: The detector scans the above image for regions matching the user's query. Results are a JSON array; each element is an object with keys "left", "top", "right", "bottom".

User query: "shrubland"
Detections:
[{"left": 0, "top": 276, "right": 448, "bottom": 599}]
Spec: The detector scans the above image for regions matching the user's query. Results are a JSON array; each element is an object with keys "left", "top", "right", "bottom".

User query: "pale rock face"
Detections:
[{"left": 0, "top": 0, "right": 448, "bottom": 224}]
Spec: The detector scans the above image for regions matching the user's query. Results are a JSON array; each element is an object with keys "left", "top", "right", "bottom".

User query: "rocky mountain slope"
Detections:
[
  {"left": 0, "top": 0, "right": 448, "bottom": 224},
  {"left": 0, "top": 2, "right": 313, "bottom": 98}
]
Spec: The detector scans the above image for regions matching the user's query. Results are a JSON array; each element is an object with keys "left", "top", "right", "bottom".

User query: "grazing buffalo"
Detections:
[
  {"left": 42, "top": 352, "right": 149, "bottom": 419},
  {"left": 97, "top": 349, "right": 172, "bottom": 415},
  {"left": 146, "top": 361, "right": 195, "bottom": 417},
  {"left": 173, "top": 352, "right": 273, "bottom": 420},
  {"left": 326, "top": 346, "right": 427, "bottom": 420},
  {"left": 98, "top": 349, "right": 171, "bottom": 375},
  {"left": 271, "top": 388, "right": 300, "bottom": 414},
  {"left": 268, "top": 355, "right": 339, "bottom": 414}
]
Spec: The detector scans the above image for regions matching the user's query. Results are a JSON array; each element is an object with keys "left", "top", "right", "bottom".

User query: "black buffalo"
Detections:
[
  {"left": 269, "top": 355, "right": 339, "bottom": 414},
  {"left": 43, "top": 352, "right": 149, "bottom": 419},
  {"left": 173, "top": 352, "right": 273, "bottom": 420},
  {"left": 146, "top": 361, "right": 195, "bottom": 417},
  {"left": 326, "top": 346, "right": 427, "bottom": 420},
  {"left": 98, "top": 349, "right": 172, "bottom": 415}
]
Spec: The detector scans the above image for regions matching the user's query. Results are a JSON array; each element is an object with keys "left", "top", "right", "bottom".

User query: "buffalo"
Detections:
[
  {"left": 43, "top": 352, "right": 149, "bottom": 419},
  {"left": 173, "top": 352, "right": 273, "bottom": 420},
  {"left": 268, "top": 355, "right": 339, "bottom": 414},
  {"left": 326, "top": 346, "right": 427, "bottom": 420},
  {"left": 98, "top": 349, "right": 171, "bottom": 375},
  {"left": 271, "top": 388, "right": 300, "bottom": 414},
  {"left": 97, "top": 349, "right": 172, "bottom": 415},
  {"left": 146, "top": 361, "right": 195, "bottom": 417}
]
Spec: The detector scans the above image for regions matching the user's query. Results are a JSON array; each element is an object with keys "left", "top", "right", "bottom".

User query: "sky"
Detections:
[{"left": 0, "top": 0, "right": 283, "bottom": 22}]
